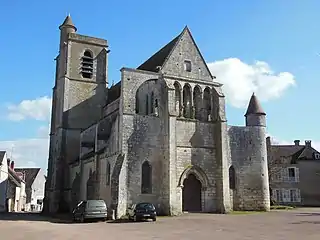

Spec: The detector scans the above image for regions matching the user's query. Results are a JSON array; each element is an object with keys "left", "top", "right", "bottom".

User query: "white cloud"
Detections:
[
  {"left": 37, "top": 124, "right": 51, "bottom": 139},
  {"left": 208, "top": 58, "right": 296, "bottom": 108},
  {"left": 6, "top": 96, "right": 52, "bottom": 121},
  {"left": 0, "top": 138, "right": 49, "bottom": 170}
]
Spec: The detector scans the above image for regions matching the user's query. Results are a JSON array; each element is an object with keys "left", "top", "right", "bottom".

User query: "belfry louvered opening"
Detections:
[{"left": 81, "top": 50, "right": 94, "bottom": 79}]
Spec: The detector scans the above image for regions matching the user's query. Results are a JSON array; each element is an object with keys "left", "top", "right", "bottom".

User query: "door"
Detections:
[{"left": 182, "top": 174, "right": 202, "bottom": 212}]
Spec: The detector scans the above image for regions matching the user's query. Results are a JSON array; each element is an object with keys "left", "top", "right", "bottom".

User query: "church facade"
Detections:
[{"left": 44, "top": 16, "right": 270, "bottom": 217}]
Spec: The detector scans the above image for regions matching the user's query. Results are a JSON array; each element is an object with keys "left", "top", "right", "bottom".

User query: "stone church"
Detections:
[{"left": 44, "top": 15, "right": 270, "bottom": 217}]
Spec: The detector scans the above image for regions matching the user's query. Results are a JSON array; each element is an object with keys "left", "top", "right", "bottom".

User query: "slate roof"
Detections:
[
  {"left": 107, "top": 82, "right": 121, "bottom": 104},
  {"left": 245, "top": 93, "right": 266, "bottom": 116},
  {"left": 137, "top": 34, "right": 181, "bottom": 72},
  {"left": 14, "top": 168, "right": 40, "bottom": 188},
  {"left": 269, "top": 141, "right": 320, "bottom": 163}
]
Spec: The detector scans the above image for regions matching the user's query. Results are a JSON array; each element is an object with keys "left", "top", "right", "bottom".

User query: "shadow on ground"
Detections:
[
  {"left": 291, "top": 221, "right": 320, "bottom": 225},
  {"left": 0, "top": 212, "right": 75, "bottom": 224},
  {"left": 295, "top": 212, "right": 320, "bottom": 216},
  {"left": 107, "top": 218, "right": 155, "bottom": 224}
]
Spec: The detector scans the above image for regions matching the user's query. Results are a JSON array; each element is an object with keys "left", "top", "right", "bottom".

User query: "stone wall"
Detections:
[
  {"left": 175, "top": 120, "right": 217, "bottom": 212},
  {"left": 228, "top": 126, "right": 270, "bottom": 211},
  {"left": 120, "top": 68, "right": 170, "bottom": 215},
  {"left": 298, "top": 161, "right": 320, "bottom": 206}
]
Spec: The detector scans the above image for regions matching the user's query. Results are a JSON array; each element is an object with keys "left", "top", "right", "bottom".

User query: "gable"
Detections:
[
  {"left": 298, "top": 146, "right": 320, "bottom": 160},
  {"left": 14, "top": 168, "right": 40, "bottom": 188},
  {"left": 161, "top": 27, "right": 213, "bottom": 81}
]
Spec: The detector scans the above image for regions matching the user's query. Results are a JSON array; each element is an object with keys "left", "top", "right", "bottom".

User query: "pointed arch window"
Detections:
[
  {"left": 81, "top": 50, "right": 94, "bottom": 79},
  {"left": 174, "top": 82, "right": 181, "bottom": 116},
  {"left": 150, "top": 92, "right": 154, "bottom": 114},
  {"left": 106, "top": 162, "right": 111, "bottom": 186},
  {"left": 203, "top": 87, "right": 212, "bottom": 121},
  {"left": 183, "top": 84, "right": 192, "bottom": 118},
  {"left": 146, "top": 94, "right": 149, "bottom": 115},
  {"left": 229, "top": 166, "right": 236, "bottom": 190},
  {"left": 135, "top": 89, "right": 140, "bottom": 114},
  {"left": 193, "top": 86, "right": 202, "bottom": 120},
  {"left": 141, "top": 161, "right": 152, "bottom": 194}
]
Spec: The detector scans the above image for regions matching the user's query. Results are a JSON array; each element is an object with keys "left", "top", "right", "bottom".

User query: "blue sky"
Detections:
[{"left": 1, "top": 0, "right": 320, "bottom": 169}]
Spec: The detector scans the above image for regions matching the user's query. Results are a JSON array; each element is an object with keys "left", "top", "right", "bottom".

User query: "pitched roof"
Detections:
[
  {"left": 269, "top": 143, "right": 320, "bottom": 163},
  {"left": 14, "top": 168, "right": 40, "bottom": 188},
  {"left": 137, "top": 34, "right": 181, "bottom": 72},
  {"left": 245, "top": 93, "right": 266, "bottom": 116},
  {"left": 107, "top": 82, "right": 121, "bottom": 104}
]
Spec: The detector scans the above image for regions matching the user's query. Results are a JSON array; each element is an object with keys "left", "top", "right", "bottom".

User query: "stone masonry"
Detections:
[{"left": 44, "top": 16, "right": 270, "bottom": 217}]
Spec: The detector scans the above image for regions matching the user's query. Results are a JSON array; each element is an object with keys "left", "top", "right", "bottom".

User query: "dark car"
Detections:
[
  {"left": 128, "top": 202, "right": 157, "bottom": 222},
  {"left": 72, "top": 200, "right": 108, "bottom": 223}
]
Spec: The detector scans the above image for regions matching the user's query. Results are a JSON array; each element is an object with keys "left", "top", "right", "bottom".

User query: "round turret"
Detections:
[
  {"left": 59, "top": 15, "right": 77, "bottom": 50},
  {"left": 245, "top": 93, "right": 266, "bottom": 127}
]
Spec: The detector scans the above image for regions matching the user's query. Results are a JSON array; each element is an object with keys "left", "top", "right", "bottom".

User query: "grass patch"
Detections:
[{"left": 271, "top": 205, "right": 294, "bottom": 210}]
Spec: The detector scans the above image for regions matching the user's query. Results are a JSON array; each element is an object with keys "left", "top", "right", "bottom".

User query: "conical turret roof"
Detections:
[
  {"left": 244, "top": 93, "right": 266, "bottom": 116},
  {"left": 59, "top": 15, "right": 77, "bottom": 31}
]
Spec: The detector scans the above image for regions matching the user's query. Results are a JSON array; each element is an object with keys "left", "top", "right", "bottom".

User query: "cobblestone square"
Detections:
[{"left": 0, "top": 208, "right": 319, "bottom": 240}]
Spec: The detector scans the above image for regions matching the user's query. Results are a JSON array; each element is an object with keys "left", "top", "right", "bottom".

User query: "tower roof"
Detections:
[
  {"left": 245, "top": 93, "right": 266, "bottom": 116},
  {"left": 59, "top": 15, "right": 77, "bottom": 31}
]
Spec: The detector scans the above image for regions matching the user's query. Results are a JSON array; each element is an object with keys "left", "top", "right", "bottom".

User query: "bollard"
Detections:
[{"left": 111, "top": 209, "right": 115, "bottom": 220}]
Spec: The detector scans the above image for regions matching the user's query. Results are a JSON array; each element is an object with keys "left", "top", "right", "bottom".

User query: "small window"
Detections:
[
  {"left": 81, "top": 50, "right": 94, "bottom": 79},
  {"left": 146, "top": 94, "right": 149, "bottom": 115},
  {"left": 184, "top": 60, "right": 192, "bottom": 72},
  {"left": 150, "top": 92, "right": 154, "bottom": 114},
  {"left": 229, "top": 166, "right": 236, "bottom": 190},
  {"left": 141, "top": 161, "right": 152, "bottom": 194},
  {"left": 288, "top": 168, "right": 295, "bottom": 178},
  {"left": 106, "top": 162, "right": 111, "bottom": 186}
]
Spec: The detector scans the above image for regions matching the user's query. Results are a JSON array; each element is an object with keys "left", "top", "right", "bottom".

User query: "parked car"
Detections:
[
  {"left": 128, "top": 202, "right": 157, "bottom": 222},
  {"left": 72, "top": 200, "right": 108, "bottom": 223}
]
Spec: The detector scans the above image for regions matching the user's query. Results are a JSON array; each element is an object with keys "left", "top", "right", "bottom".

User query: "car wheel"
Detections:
[{"left": 152, "top": 217, "right": 156, "bottom": 222}]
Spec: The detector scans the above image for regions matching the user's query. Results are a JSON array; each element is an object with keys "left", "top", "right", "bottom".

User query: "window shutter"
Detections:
[
  {"left": 281, "top": 168, "right": 288, "bottom": 182},
  {"left": 282, "top": 189, "right": 290, "bottom": 202},
  {"left": 297, "top": 189, "right": 301, "bottom": 203},
  {"left": 272, "top": 189, "right": 277, "bottom": 202},
  {"left": 295, "top": 167, "right": 300, "bottom": 182}
]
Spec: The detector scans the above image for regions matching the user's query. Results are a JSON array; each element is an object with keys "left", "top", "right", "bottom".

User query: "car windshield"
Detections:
[
  {"left": 87, "top": 200, "right": 106, "bottom": 209},
  {"left": 136, "top": 203, "right": 155, "bottom": 210}
]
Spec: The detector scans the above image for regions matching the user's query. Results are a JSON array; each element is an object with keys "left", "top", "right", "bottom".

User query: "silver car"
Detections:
[{"left": 72, "top": 200, "right": 108, "bottom": 223}]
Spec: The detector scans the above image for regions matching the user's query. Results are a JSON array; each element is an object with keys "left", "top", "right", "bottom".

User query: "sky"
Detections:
[{"left": 1, "top": 0, "right": 320, "bottom": 171}]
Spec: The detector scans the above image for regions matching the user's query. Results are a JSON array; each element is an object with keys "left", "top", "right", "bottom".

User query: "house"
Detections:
[
  {"left": 15, "top": 168, "right": 46, "bottom": 212},
  {"left": 6, "top": 160, "right": 26, "bottom": 212},
  {"left": 267, "top": 137, "right": 320, "bottom": 206},
  {"left": 0, "top": 151, "right": 8, "bottom": 212}
]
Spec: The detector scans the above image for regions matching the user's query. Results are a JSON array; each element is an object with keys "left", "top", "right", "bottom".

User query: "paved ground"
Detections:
[{"left": 0, "top": 208, "right": 319, "bottom": 240}]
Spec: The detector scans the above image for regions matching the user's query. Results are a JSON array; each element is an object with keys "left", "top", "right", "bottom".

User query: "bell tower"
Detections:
[{"left": 45, "top": 15, "right": 109, "bottom": 213}]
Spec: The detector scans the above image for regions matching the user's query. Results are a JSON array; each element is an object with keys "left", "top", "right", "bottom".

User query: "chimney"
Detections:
[
  {"left": 10, "top": 160, "right": 14, "bottom": 170},
  {"left": 294, "top": 140, "right": 300, "bottom": 146},
  {"left": 305, "top": 140, "right": 312, "bottom": 148}
]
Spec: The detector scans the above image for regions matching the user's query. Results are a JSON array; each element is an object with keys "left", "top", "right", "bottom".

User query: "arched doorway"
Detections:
[{"left": 182, "top": 173, "right": 202, "bottom": 212}]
